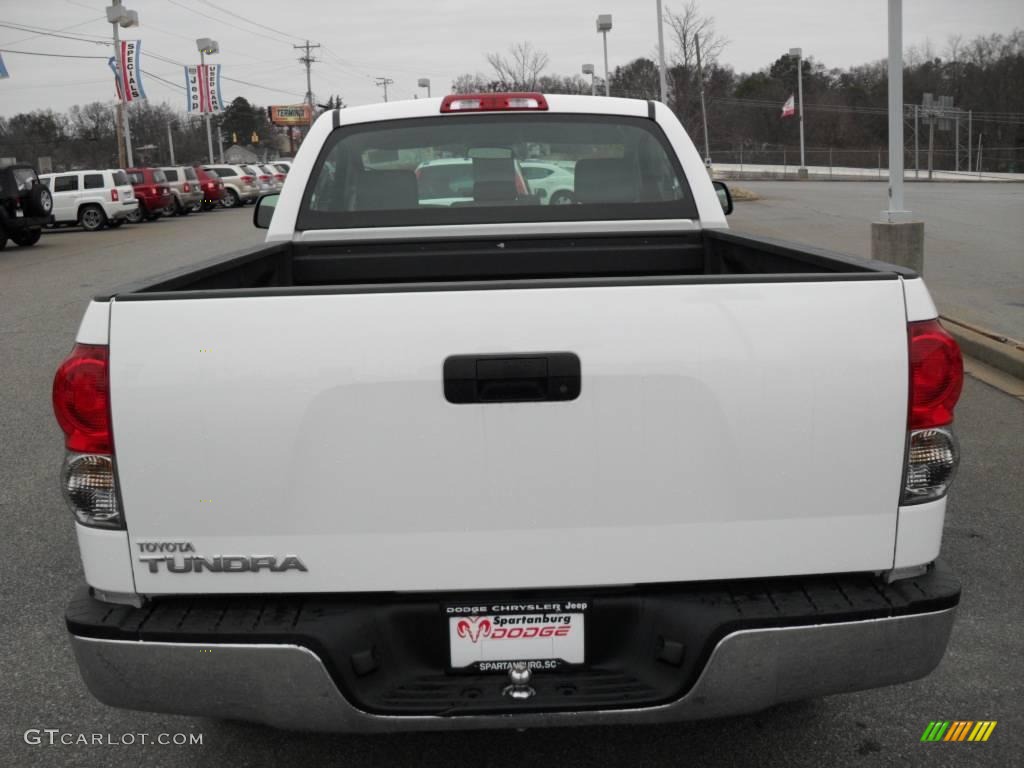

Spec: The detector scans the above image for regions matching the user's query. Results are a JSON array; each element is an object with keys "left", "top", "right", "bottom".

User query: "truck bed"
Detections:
[{"left": 99, "top": 229, "right": 916, "bottom": 301}]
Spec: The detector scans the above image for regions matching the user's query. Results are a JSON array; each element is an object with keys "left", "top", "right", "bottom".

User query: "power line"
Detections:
[
  {"left": 198, "top": 0, "right": 306, "bottom": 44},
  {"left": 0, "top": 21, "right": 108, "bottom": 45},
  {"left": 164, "top": 0, "right": 296, "bottom": 46},
  {"left": 1, "top": 16, "right": 105, "bottom": 47},
  {"left": 0, "top": 48, "right": 107, "bottom": 59}
]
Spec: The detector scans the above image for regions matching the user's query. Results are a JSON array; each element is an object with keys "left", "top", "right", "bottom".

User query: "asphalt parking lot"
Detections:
[
  {"left": 2, "top": 205, "right": 1021, "bottom": 767},
  {"left": 729, "top": 181, "right": 1024, "bottom": 339}
]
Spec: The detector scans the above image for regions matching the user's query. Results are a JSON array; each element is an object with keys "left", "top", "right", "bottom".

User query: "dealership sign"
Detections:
[{"left": 269, "top": 104, "right": 313, "bottom": 126}]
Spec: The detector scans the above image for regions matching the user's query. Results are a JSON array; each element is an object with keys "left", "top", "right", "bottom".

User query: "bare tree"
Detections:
[
  {"left": 664, "top": 0, "right": 727, "bottom": 72},
  {"left": 485, "top": 42, "right": 550, "bottom": 91}
]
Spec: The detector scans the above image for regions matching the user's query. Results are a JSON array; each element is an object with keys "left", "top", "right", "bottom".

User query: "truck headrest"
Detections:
[
  {"left": 573, "top": 159, "right": 639, "bottom": 204},
  {"left": 353, "top": 169, "right": 418, "bottom": 210}
]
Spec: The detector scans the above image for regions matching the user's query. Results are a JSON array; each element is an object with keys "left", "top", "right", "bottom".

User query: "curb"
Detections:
[{"left": 941, "top": 316, "right": 1024, "bottom": 381}]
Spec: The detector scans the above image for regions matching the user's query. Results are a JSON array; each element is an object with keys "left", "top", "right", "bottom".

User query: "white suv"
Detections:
[{"left": 38, "top": 169, "right": 138, "bottom": 231}]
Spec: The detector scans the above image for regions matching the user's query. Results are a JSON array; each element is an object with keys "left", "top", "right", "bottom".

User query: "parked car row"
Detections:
[{"left": 0, "top": 161, "right": 292, "bottom": 247}]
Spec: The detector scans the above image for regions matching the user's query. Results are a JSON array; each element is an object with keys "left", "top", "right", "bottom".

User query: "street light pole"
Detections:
[
  {"left": 167, "top": 122, "right": 175, "bottom": 165},
  {"left": 582, "top": 64, "right": 595, "bottom": 96},
  {"left": 196, "top": 38, "right": 218, "bottom": 165},
  {"left": 656, "top": 0, "right": 667, "bottom": 103},
  {"left": 107, "top": 1, "right": 137, "bottom": 168},
  {"left": 789, "top": 47, "right": 806, "bottom": 174},
  {"left": 596, "top": 15, "right": 612, "bottom": 97}
]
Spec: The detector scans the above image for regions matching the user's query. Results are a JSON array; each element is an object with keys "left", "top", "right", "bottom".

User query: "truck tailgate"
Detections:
[{"left": 109, "top": 280, "right": 909, "bottom": 594}]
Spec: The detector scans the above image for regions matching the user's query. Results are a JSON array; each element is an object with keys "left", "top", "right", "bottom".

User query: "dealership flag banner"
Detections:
[
  {"left": 781, "top": 94, "right": 796, "bottom": 118},
  {"left": 0, "top": 53, "right": 9, "bottom": 79},
  {"left": 185, "top": 64, "right": 225, "bottom": 113},
  {"left": 118, "top": 40, "right": 146, "bottom": 101},
  {"left": 107, "top": 57, "right": 123, "bottom": 99}
]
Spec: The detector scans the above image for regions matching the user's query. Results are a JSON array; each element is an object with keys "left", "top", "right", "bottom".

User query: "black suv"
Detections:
[{"left": 0, "top": 163, "right": 53, "bottom": 249}]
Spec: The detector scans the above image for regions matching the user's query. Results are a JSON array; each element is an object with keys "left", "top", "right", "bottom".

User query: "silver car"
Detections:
[{"left": 160, "top": 166, "right": 203, "bottom": 215}]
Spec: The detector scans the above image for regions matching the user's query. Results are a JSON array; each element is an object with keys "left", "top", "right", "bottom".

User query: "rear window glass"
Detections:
[
  {"left": 112, "top": 170, "right": 129, "bottom": 186},
  {"left": 274, "top": 164, "right": 289, "bottom": 173},
  {"left": 184, "top": 167, "right": 197, "bottom": 180},
  {"left": 127, "top": 171, "right": 144, "bottom": 185},
  {"left": 84, "top": 174, "right": 104, "bottom": 189},
  {"left": 152, "top": 170, "right": 167, "bottom": 183},
  {"left": 298, "top": 114, "right": 695, "bottom": 230},
  {"left": 210, "top": 167, "right": 234, "bottom": 178},
  {"left": 163, "top": 169, "right": 179, "bottom": 181},
  {"left": 54, "top": 175, "right": 79, "bottom": 192}
]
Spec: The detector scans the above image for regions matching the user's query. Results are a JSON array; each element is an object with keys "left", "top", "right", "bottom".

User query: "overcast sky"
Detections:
[{"left": 0, "top": 0, "right": 1020, "bottom": 117}]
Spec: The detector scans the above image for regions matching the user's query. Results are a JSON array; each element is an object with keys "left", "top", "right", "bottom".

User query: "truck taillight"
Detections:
[
  {"left": 183, "top": 182, "right": 191, "bottom": 192},
  {"left": 53, "top": 344, "right": 122, "bottom": 528},
  {"left": 908, "top": 320, "right": 963, "bottom": 430},
  {"left": 902, "top": 320, "right": 963, "bottom": 504},
  {"left": 241, "top": 175, "right": 254, "bottom": 184},
  {"left": 111, "top": 188, "right": 119, "bottom": 202},
  {"left": 259, "top": 175, "right": 270, "bottom": 182}
]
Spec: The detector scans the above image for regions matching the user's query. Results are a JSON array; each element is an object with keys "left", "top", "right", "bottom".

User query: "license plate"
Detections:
[
  {"left": 447, "top": 600, "right": 587, "bottom": 671},
  {"left": 15, "top": 209, "right": 24, "bottom": 217}
]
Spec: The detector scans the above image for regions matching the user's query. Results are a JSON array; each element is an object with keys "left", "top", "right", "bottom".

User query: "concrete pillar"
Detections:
[{"left": 871, "top": 221, "right": 924, "bottom": 274}]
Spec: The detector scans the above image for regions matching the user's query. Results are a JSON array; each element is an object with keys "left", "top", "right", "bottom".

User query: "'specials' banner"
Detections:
[
  {"left": 185, "top": 64, "right": 225, "bottom": 113},
  {"left": 119, "top": 40, "right": 146, "bottom": 101}
]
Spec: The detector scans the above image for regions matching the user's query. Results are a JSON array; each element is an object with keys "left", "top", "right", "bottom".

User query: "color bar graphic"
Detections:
[{"left": 921, "top": 721, "right": 997, "bottom": 742}]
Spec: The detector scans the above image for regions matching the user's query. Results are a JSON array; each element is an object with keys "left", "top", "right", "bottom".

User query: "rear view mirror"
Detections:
[
  {"left": 253, "top": 193, "right": 279, "bottom": 228},
  {"left": 712, "top": 180, "right": 733, "bottom": 215}
]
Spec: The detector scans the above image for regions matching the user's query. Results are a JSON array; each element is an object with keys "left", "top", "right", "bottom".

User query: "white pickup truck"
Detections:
[{"left": 57, "top": 93, "right": 964, "bottom": 731}]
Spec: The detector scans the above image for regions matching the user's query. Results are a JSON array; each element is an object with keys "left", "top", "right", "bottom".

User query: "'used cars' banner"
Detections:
[
  {"left": 119, "top": 40, "right": 146, "bottom": 101},
  {"left": 185, "top": 64, "right": 225, "bottom": 113}
]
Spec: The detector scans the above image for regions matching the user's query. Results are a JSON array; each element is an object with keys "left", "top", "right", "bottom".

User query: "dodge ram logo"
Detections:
[{"left": 456, "top": 618, "right": 492, "bottom": 643}]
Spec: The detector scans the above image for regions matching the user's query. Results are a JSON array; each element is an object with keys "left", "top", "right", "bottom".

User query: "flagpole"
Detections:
[{"left": 789, "top": 47, "right": 806, "bottom": 176}]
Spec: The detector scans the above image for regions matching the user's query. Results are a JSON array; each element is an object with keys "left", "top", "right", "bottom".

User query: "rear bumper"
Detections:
[{"left": 67, "top": 562, "right": 960, "bottom": 732}]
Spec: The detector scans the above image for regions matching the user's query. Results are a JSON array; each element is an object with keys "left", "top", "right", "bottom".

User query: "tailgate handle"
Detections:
[{"left": 443, "top": 353, "right": 581, "bottom": 404}]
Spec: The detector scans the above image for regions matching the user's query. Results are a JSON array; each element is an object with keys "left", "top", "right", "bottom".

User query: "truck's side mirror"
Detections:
[
  {"left": 253, "top": 193, "right": 279, "bottom": 228},
  {"left": 712, "top": 181, "right": 733, "bottom": 216}
]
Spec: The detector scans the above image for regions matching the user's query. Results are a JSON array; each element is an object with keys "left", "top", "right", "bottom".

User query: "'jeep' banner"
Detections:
[
  {"left": 119, "top": 40, "right": 146, "bottom": 101},
  {"left": 185, "top": 64, "right": 224, "bottom": 113}
]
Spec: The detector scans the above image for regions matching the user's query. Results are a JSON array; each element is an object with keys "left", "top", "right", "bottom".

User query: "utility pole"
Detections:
[
  {"left": 167, "top": 122, "right": 175, "bottom": 165},
  {"left": 655, "top": 0, "right": 667, "bottom": 104},
  {"left": 375, "top": 76, "right": 393, "bottom": 102},
  {"left": 695, "top": 34, "right": 711, "bottom": 165},
  {"left": 294, "top": 40, "right": 321, "bottom": 106},
  {"left": 217, "top": 121, "right": 224, "bottom": 163}
]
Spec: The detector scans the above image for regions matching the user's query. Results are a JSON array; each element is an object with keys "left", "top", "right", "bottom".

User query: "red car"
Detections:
[
  {"left": 193, "top": 166, "right": 226, "bottom": 211},
  {"left": 124, "top": 168, "right": 172, "bottom": 222}
]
